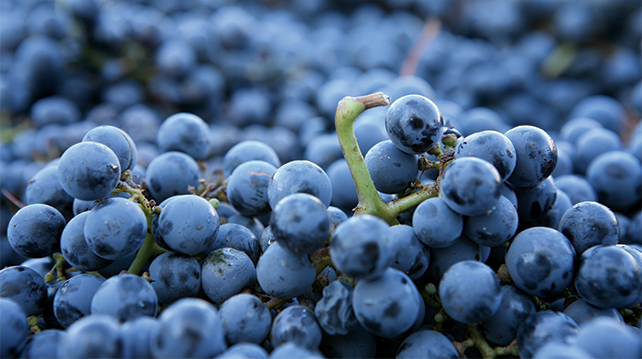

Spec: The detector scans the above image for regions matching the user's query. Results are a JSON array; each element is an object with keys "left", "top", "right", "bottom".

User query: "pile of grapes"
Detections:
[{"left": 1, "top": 0, "right": 641, "bottom": 358}]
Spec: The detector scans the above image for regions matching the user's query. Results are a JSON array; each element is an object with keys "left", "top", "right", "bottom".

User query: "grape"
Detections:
[
  {"left": 218, "top": 293, "right": 271, "bottom": 345},
  {"left": 267, "top": 160, "right": 332, "bottom": 208},
  {"left": 388, "top": 224, "right": 430, "bottom": 279},
  {"left": 256, "top": 241, "right": 316, "bottom": 300},
  {"left": 318, "top": 325, "right": 376, "bottom": 359},
  {"left": 119, "top": 317, "right": 158, "bottom": 359},
  {"left": 573, "top": 317, "right": 642, "bottom": 358},
  {"left": 554, "top": 174, "right": 598, "bottom": 205},
  {"left": 352, "top": 267, "right": 422, "bottom": 339},
  {"left": 156, "top": 194, "right": 220, "bottom": 255},
  {"left": 7, "top": 203, "right": 65, "bottom": 258},
  {"left": 464, "top": 196, "right": 518, "bottom": 247},
  {"left": 227, "top": 213, "right": 265, "bottom": 239},
  {"left": 226, "top": 160, "right": 278, "bottom": 218},
  {"left": 576, "top": 128, "right": 623, "bottom": 173},
  {"left": 327, "top": 206, "right": 349, "bottom": 228},
  {"left": 53, "top": 273, "right": 105, "bottom": 328},
  {"left": 25, "top": 164, "right": 74, "bottom": 220},
  {"left": 0, "top": 265, "right": 47, "bottom": 316},
  {"left": 84, "top": 197, "right": 147, "bottom": 260},
  {"left": 268, "top": 342, "right": 324, "bottom": 359},
  {"left": 505, "top": 227, "right": 576, "bottom": 297},
  {"left": 82, "top": 125, "right": 137, "bottom": 171},
  {"left": 396, "top": 329, "right": 460, "bottom": 359},
  {"left": 314, "top": 280, "right": 358, "bottom": 335},
  {"left": 151, "top": 298, "right": 227, "bottom": 359},
  {"left": 527, "top": 188, "right": 573, "bottom": 229},
  {"left": 559, "top": 201, "right": 620, "bottom": 256},
  {"left": 0, "top": 298, "right": 29, "bottom": 358},
  {"left": 21, "top": 329, "right": 65, "bottom": 359},
  {"left": 271, "top": 305, "right": 323, "bottom": 350},
  {"left": 222, "top": 140, "right": 281, "bottom": 177},
  {"left": 90, "top": 273, "right": 158, "bottom": 322},
  {"left": 60, "top": 211, "right": 113, "bottom": 271},
  {"left": 532, "top": 341, "right": 593, "bottom": 359},
  {"left": 270, "top": 193, "right": 330, "bottom": 254},
  {"left": 157, "top": 112, "right": 211, "bottom": 160},
  {"left": 516, "top": 311, "right": 579, "bottom": 359},
  {"left": 412, "top": 196, "right": 463, "bottom": 248},
  {"left": 384, "top": 94, "right": 444, "bottom": 155},
  {"left": 329, "top": 214, "right": 392, "bottom": 280},
  {"left": 326, "top": 159, "right": 358, "bottom": 214},
  {"left": 428, "top": 234, "right": 483, "bottom": 281},
  {"left": 145, "top": 151, "right": 201, "bottom": 203},
  {"left": 574, "top": 245, "right": 642, "bottom": 309},
  {"left": 439, "top": 260, "right": 502, "bottom": 324},
  {"left": 148, "top": 252, "right": 201, "bottom": 306},
  {"left": 57, "top": 314, "right": 122, "bottom": 359},
  {"left": 58, "top": 141, "right": 121, "bottom": 201},
  {"left": 513, "top": 175, "right": 557, "bottom": 222},
  {"left": 455, "top": 130, "right": 516, "bottom": 182},
  {"left": 201, "top": 248, "right": 256, "bottom": 304},
  {"left": 364, "top": 140, "right": 418, "bottom": 194},
  {"left": 586, "top": 150, "right": 642, "bottom": 212},
  {"left": 218, "top": 343, "right": 268, "bottom": 358},
  {"left": 440, "top": 157, "right": 502, "bottom": 217},
  {"left": 505, "top": 125, "right": 558, "bottom": 188},
  {"left": 563, "top": 298, "right": 623, "bottom": 326},
  {"left": 480, "top": 285, "right": 536, "bottom": 345}
]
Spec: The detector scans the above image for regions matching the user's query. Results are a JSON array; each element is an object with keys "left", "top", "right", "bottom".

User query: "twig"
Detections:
[{"left": 400, "top": 18, "right": 442, "bottom": 77}]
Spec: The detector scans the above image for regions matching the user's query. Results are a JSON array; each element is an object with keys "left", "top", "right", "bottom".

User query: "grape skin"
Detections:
[{"left": 7, "top": 203, "right": 65, "bottom": 258}]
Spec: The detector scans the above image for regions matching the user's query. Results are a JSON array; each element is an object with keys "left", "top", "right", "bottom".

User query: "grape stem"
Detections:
[
  {"left": 334, "top": 92, "right": 441, "bottom": 225},
  {"left": 128, "top": 212, "right": 167, "bottom": 274}
]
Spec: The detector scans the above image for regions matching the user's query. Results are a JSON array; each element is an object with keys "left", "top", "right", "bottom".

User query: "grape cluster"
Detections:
[{"left": 1, "top": 0, "right": 641, "bottom": 358}]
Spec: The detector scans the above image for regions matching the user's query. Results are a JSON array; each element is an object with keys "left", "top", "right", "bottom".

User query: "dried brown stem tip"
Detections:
[{"left": 355, "top": 92, "right": 391, "bottom": 110}]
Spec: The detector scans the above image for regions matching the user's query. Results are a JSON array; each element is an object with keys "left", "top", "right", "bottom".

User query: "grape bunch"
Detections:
[{"left": 1, "top": 0, "right": 641, "bottom": 358}]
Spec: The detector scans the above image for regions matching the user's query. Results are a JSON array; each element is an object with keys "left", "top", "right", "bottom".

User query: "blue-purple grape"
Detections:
[
  {"left": 352, "top": 267, "right": 422, "bottom": 339},
  {"left": 226, "top": 160, "right": 277, "bottom": 218},
  {"left": 57, "top": 314, "right": 122, "bottom": 359},
  {"left": 440, "top": 156, "right": 502, "bottom": 217},
  {"left": 201, "top": 247, "right": 256, "bottom": 304},
  {"left": 218, "top": 293, "right": 271, "bottom": 345},
  {"left": 148, "top": 251, "right": 201, "bottom": 306},
  {"left": 145, "top": 151, "right": 201, "bottom": 203},
  {"left": 53, "top": 273, "right": 105, "bottom": 328},
  {"left": 270, "top": 193, "right": 330, "bottom": 255},
  {"left": 0, "top": 297, "right": 29, "bottom": 358},
  {"left": 84, "top": 197, "right": 147, "bottom": 260},
  {"left": 156, "top": 194, "right": 219, "bottom": 255},
  {"left": 329, "top": 214, "right": 392, "bottom": 280},
  {"left": 90, "top": 273, "right": 157, "bottom": 322},
  {"left": 157, "top": 112, "right": 211, "bottom": 160},
  {"left": 151, "top": 298, "right": 227, "bottom": 358},
  {"left": 314, "top": 280, "right": 357, "bottom": 336},
  {"left": 256, "top": 241, "right": 316, "bottom": 300},
  {"left": 412, "top": 196, "right": 463, "bottom": 248},
  {"left": 0, "top": 265, "right": 47, "bottom": 316},
  {"left": 271, "top": 305, "right": 322, "bottom": 350},
  {"left": 516, "top": 311, "right": 579, "bottom": 359},
  {"left": 384, "top": 94, "right": 444, "bottom": 155},
  {"left": 505, "top": 125, "right": 558, "bottom": 188},
  {"left": 364, "top": 140, "right": 418, "bottom": 194},
  {"left": 559, "top": 201, "right": 620, "bottom": 256},
  {"left": 574, "top": 244, "right": 642, "bottom": 309},
  {"left": 7, "top": 203, "right": 65, "bottom": 258},
  {"left": 82, "top": 125, "right": 137, "bottom": 171},
  {"left": 480, "top": 285, "right": 536, "bottom": 345},
  {"left": 396, "top": 329, "right": 459, "bottom": 359},
  {"left": 439, "top": 260, "right": 502, "bottom": 324},
  {"left": 464, "top": 195, "right": 518, "bottom": 247},
  {"left": 58, "top": 141, "right": 121, "bottom": 201},
  {"left": 60, "top": 211, "right": 112, "bottom": 271},
  {"left": 455, "top": 130, "right": 517, "bottom": 182},
  {"left": 268, "top": 160, "right": 332, "bottom": 208}
]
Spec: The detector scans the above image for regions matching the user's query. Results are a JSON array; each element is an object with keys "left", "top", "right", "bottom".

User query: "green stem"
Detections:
[
  {"left": 335, "top": 93, "right": 396, "bottom": 224},
  {"left": 127, "top": 213, "right": 167, "bottom": 274},
  {"left": 469, "top": 325, "right": 497, "bottom": 359}
]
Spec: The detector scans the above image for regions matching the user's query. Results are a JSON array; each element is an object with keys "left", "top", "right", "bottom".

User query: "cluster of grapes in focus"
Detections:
[{"left": 1, "top": 0, "right": 641, "bottom": 358}]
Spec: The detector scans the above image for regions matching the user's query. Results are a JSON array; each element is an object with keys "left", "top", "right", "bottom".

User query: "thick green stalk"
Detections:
[
  {"left": 127, "top": 206, "right": 167, "bottom": 274},
  {"left": 334, "top": 93, "right": 397, "bottom": 225}
]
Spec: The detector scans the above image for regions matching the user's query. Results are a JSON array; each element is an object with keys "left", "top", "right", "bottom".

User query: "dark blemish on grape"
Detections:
[
  {"left": 530, "top": 201, "right": 543, "bottom": 220},
  {"left": 358, "top": 242, "right": 379, "bottom": 274},
  {"left": 516, "top": 253, "right": 552, "bottom": 291},
  {"left": 409, "top": 117, "right": 424, "bottom": 129},
  {"left": 360, "top": 316, "right": 381, "bottom": 333},
  {"left": 383, "top": 302, "right": 401, "bottom": 318}
]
